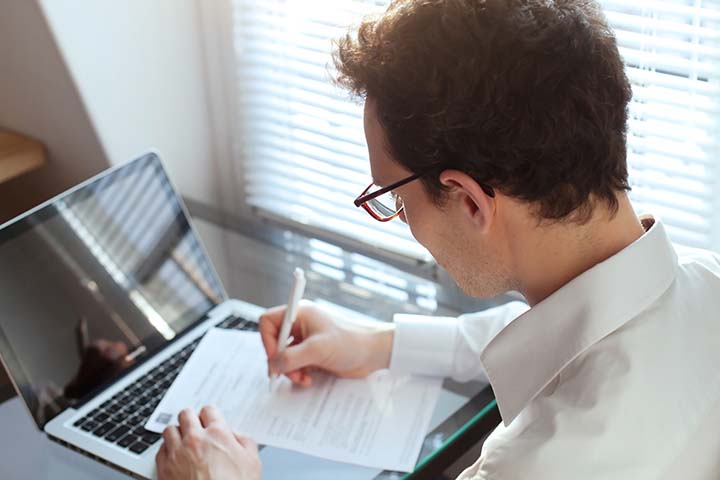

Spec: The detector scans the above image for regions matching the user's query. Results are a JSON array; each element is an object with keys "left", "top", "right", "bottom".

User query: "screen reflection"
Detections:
[{"left": 0, "top": 154, "right": 225, "bottom": 426}]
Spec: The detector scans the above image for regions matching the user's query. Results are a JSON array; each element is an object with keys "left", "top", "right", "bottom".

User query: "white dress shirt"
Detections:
[{"left": 389, "top": 216, "right": 720, "bottom": 479}]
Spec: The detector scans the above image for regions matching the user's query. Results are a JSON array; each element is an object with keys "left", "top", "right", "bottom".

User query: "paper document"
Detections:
[{"left": 145, "top": 328, "right": 442, "bottom": 472}]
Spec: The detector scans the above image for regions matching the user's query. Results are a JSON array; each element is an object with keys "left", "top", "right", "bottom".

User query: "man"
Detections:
[{"left": 156, "top": 0, "right": 720, "bottom": 478}]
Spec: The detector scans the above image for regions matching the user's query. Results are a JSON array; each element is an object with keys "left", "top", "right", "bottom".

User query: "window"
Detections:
[
  {"left": 231, "top": 0, "right": 430, "bottom": 263},
  {"left": 231, "top": 0, "right": 720, "bottom": 260},
  {"left": 601, "top": 0, "right": 720, "bottom": 250}
]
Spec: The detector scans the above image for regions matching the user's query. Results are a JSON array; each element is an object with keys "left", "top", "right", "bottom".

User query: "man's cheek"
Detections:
[{"left": 406, "top": 217, "right": 435, "bottom": 254}]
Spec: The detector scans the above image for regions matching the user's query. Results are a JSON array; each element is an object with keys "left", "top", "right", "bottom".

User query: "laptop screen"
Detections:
[{"left": 0, "top": 152, "right": 226, "bottom": 427}]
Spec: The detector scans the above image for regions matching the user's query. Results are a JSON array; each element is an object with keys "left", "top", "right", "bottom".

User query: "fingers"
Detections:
[
  {"left": 155, "top": 441, "right": 170, "bottom": 480},
  {"left": 273, "top": 337, "right": 321, "bottom": 374},
  {"left": 178, "top": 408, "right": 202, "bottom": 437},
  {"left": 234, "top": 433, "right": 258, "bottom": 452},
  {"left": 261, "top": 302, "right": 330, "bottom": 382},
  {"left": 286, "top": 370, "right": 303, "bottom": 384},
  {"left": 199, "top": 405, "right": 224, "bottom": 428},
  {"left": 259, "top": 305, "right": 286, "bottom": 359},
  {"left": 162, "top": 425, "right": 182, "bottom": 450},
  {"left": 285, "top": 368, "right": 313, "bottom": 387},
  {"left": 261, "top": 305, "right": 309, "bottom": 375},
  {"left": 260, "top": 301, "right": 317, "bottom": 359}
]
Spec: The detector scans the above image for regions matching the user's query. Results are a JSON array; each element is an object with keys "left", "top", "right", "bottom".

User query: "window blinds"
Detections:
[
  {"left": 600, "top": 0, "right": 720, "bottom": 250},
  {"left": 232, "top": 0, "right": 720, "bottom": 261},
  {"left": 233, "top": 0, "right": 431, "bottom": 262}
]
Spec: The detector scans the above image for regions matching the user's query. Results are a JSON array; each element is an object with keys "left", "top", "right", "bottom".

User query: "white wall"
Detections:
[
  {"left": 0, "top": 0, "right": 109, "bottom": 223},
  {"left": 38, "top": 0, "right": 221, "bottom": 207}
]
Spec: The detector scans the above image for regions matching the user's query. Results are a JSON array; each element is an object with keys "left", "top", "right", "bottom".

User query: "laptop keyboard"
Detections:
[{"left": 72, "top": 315, "right": 258, "bottom": 455}]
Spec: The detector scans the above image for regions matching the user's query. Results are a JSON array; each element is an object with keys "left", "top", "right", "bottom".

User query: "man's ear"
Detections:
[{"left": 439, "top": 170, "right": 495, "bottom": 232}]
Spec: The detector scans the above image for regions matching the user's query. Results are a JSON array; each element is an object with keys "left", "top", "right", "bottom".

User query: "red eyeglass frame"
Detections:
[{"left": 353, "top": 172, "right": 495, "bottom": 222}]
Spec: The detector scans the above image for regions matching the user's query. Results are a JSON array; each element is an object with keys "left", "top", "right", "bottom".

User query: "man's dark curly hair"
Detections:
[{"left": 333, "top": 0, "right": 632, "bottom": 223}]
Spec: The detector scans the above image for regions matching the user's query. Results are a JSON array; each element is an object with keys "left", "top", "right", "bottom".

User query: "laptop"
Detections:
[{"left": 0, "top": 151, "right": 264, "bottom": 479}]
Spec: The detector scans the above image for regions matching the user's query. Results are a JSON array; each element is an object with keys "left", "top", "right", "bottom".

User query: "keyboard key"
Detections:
[
  {"left": 105, "top": 403, "right": 122, "bottom": 414},
  {"left": 125, "top": 415, "right": 145, "bottom": 427},
  {"left": 92, "top": 422, "right": 116, "bottom": 437},
  {"left": 129, "top": 441, "right": 152, "bottom": 454},
  {"left": 118, "top": 434, "right": 139, "bottom": 448},
  {"left": 132, "top": 425, "right": 150, "bottom": 435},
  {"left": 105, "top": 425, "right": 130, "bottom": 442},
  {"left": 110, "top": 413, "right": 125, "bottom": 423},
  {"left": 80, "top": 420, "right": 98, "bottom": 432},
  {"left": 73, "top": 417, "right": 86, "bottom": 427},
  {"left": 142, "top": 432, "right": 162, "bottom": 444},
  {"left": 138, "top": 407, "right": 154, "bottom": 418},
  {"left": 93, "top": 412, "right": 110, "bottom": 422}
]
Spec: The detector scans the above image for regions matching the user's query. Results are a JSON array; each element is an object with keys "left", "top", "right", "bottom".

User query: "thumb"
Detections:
[{"left": 270, "top": 337, "right": 322, "bottom": 374}]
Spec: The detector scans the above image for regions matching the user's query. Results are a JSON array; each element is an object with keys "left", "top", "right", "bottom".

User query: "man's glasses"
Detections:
[
  {"left": 353, "top": 172, "right": 495, "bottom": 222},
  {"left": 353, "top": 172, "right": 423, "bottom": 222}
]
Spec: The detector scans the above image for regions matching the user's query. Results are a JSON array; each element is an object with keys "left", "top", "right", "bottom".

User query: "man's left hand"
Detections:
[{"left": 155, "top": 406, "right": 261, "bottom": 480}]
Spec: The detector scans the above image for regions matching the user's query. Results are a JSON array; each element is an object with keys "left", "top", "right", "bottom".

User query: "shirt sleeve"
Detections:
[{"left": 388, "top": 300, "right": 529, "bottom": 382}]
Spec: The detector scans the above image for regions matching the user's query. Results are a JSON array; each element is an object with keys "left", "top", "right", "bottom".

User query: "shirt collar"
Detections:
[{"left": 480, "top": 216, "right": 678, "bottom": 426}]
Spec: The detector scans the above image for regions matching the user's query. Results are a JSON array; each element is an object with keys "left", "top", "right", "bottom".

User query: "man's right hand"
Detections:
[{"left": 259, "top": 301, "right": 395, "bottom": 387}]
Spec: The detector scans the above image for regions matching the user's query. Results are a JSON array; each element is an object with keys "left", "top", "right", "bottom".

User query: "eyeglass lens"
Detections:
[{"left": 367, "top": 188, "right": 400, "bottom": 218}]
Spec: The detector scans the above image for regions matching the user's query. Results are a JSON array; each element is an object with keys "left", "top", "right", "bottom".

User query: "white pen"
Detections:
[{"left": 270, "top": 267, "right": 306, "bottom": 391}]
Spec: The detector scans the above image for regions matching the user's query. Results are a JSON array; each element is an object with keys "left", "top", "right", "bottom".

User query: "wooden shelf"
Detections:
[{"left": 0, "top": 131, "right": 46, "bottom": 184}]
